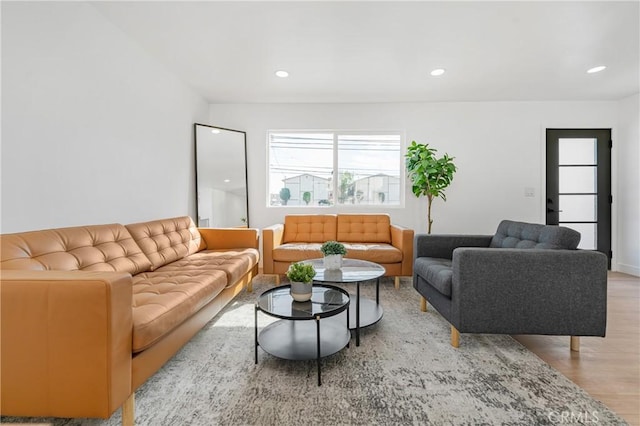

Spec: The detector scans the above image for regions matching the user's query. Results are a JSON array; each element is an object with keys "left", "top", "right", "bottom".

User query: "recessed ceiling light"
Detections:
[
  {"left": 223, "top": 179, "right": 231, "bottom": 183},
  {"left": 587, "top": 65, "right": 606, "bottom": 74},
  {"left": 275, "top": 70, "right": 289, "bottom": 78},
  {"left": 211, "top": 129, "right": 220, "bottom": 134},
  {"left": 430, "top": 68, "right": 445, "bottom": 76}
]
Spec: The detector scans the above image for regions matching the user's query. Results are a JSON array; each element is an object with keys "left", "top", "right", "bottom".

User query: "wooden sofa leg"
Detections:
[
  {"left": 451, "top": 326, "right": 460, "bottom": 348},
  {"left": 420, "top": 296, "right": 427, "bottom": 312},
  {"left": 570, "top": 336, "right": 580, "bottom": 352},
  {"left": 247, "top": 279, "right": 253, "bottom": 293},
  {"left": 394, "top": 276, "right": 400, "bottom": 289},
  {"left": 122, "top": 393, "right": 135, "bottom": 426},
  {"left": 275, "top": 274, "right": 280, "bottom": 285}
]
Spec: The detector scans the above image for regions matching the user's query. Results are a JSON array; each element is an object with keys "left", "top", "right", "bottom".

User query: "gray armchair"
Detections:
[{"left": 413, "top": 220, "right": 607, "bottom": 349}]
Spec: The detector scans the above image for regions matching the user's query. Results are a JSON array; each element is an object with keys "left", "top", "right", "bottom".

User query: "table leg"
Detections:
[
  {"left": 376, "top": 277, "right": 380, "bottom": 304},
  {"left": 254, "top": 304, "right": 258, "bottom": 364},
  {"left": 356, "top": 281, "right": 361, "bottom": 347},
  {"left": 316, "top": 315, "right": 321, "bottom": 386},
  {"left": 346, "top": 304, "right": 350, "bottom": 348}
]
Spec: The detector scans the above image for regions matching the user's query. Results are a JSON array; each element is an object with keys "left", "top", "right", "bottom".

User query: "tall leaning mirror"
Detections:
[{"left": 195, "top": 123, "right": 249, "bottom": 228}]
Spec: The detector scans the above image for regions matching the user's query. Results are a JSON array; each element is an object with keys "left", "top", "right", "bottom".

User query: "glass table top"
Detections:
[
  {"left": 302, "top": 258, "right": 385, "bottom": 283},
  {"left": 257, "top": 284, "right": 349, "bottom": 320}
]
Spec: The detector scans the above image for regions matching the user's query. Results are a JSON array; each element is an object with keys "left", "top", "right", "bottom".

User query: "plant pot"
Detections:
[
  {"left": 290, "top": 281, "right": 312, "bottom": 302},
  {"left": 323, "top": 254, "right": 343, "bottom": 270}
]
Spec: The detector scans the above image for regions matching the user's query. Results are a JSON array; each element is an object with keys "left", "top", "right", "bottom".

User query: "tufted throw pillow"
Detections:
[
  {"left": 490, "top": 220, "right": 581, "bottom": 250},
  {"left": 126, "top": 216, "right": 205, "bottom": 270},
  {"left": 0, "top": 224, "right": 152, "bottom": 274}
]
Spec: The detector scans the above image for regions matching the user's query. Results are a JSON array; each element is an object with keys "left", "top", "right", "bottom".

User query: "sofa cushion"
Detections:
[
  {"left": 126, "top": 216, "right": 205, "bottom": 270},
  {"left": 272, "top": 242, "right": 402, "bottom": 265},
  {"left": 273, "top": 243, "right": 323, "bottom": 262},
  {"left": 155, "top": 248, "right": 259, "bottom": 288},
  {"left": 414, "top": 257, "right": 453, "bottom": 297},
  {"left": 283, "top": 215, "right": 337, "bottom": 243},
  {"left": 131, "top": 269, "right": 227, "bottom": 352},
  {"left": 490, "top": 220, "right": 580, "bottom": 250},
  {"left": 0, "top": 224, "right": 152, "bottom": 274},
  {"left": 337, "top": 214, "right": 391, "bottom": 243},
  {"left": 343, "top": 243, "right": 402, "bottom": 264}
]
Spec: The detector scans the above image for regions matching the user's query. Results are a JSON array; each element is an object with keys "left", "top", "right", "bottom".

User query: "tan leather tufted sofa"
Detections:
[
  {"left": 0, "top": 216, "right": 259, "bottom": 425},
  {"left": 263, "top": 214, "right": 413, "bottom": 288}
]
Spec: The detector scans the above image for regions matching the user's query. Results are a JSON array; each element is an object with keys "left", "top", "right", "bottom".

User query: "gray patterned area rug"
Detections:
[{"left": 3, "top": 276, "right": 626, "bottom": 426}]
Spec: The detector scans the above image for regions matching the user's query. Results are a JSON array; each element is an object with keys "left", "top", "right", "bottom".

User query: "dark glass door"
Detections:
[{"left": 546, "top": 129, "right": 611, "bottom": 267}]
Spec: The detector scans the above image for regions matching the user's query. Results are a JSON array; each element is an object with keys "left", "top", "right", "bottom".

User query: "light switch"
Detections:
[{"left": 524, "top": 187, "right": 535, "bottom": 197}]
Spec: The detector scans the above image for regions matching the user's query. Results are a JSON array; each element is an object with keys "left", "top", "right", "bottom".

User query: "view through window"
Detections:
[{"left": 268, "top": 132, "right": 402, "bottom": 207}]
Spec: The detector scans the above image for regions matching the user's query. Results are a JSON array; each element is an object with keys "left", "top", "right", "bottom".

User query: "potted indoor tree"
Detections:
[
  {"left": 405, "top": 141, "right": 457, "bottom": 234},
  {"left": 286, "top": 262, "right": 316, "bottom": 302},
  {"left": 320, "top": 241, "right": 347, "bottom": 270}
]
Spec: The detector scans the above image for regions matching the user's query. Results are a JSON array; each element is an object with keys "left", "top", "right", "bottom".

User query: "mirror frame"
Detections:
[{"left": 194, "top": 123, "right": 249, "bottom": 228}]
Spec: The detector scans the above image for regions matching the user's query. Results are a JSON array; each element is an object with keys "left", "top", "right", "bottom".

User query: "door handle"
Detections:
[{"left": 547, "top": 208, "right": 563, "bottom": 213}]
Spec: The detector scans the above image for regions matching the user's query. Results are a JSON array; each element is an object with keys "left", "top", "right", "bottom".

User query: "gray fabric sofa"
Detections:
[{"left": 413, "top": 220, "right": 608, "bottom": 349}]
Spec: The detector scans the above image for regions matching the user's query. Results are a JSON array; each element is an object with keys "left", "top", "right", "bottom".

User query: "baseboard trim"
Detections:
[{"left": 614, "top": 263, "right": 640, "bottom": 277}]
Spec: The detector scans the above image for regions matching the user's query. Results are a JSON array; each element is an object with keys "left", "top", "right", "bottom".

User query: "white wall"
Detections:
[
  {"left": 1, "top": 2, "right": 208, "bottom": 233},
  {"left": 2, "top": 2, "right": 636, "bottom": 274},
  {"left": 616, "top": 94, "right": 640, "bottom": 276},
  {"left": 209, "top": 100, "right": 639, "bottom": 273}
]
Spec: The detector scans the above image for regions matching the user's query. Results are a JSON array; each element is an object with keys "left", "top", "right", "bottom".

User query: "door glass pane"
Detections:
[
  {"left": 563, "top": 223, "right": 597, "bottom": 250},
  {"left": 559, "top": 138, "right": 596, "bottom": 165},
  {"left": 559, "top": 195, "right": 597, "bottom": 221},
  {"left": 559, "top": 166, "right": 596, "bottom": 193}
]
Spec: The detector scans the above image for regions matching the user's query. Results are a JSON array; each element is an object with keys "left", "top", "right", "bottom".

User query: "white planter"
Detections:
[
  {"left": 323, "top": 254, "right": 343, "bottom": 270},
  {"left": 290, "top": 281, "right": 312, "bottom": 302}
]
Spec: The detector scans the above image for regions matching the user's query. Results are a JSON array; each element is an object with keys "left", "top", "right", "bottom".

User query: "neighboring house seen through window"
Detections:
[{"left": 268, "top": 131, "right": 402, "bottom": 207}]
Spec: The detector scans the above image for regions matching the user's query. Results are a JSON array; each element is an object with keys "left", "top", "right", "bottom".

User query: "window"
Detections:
[{"left": 268, "top": 131, "right": 403, "bottom": 207}]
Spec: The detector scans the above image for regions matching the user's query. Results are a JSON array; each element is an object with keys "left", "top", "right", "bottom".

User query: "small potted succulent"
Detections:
[
  {"left": 320, "top": 241, "right": 347, "bottom": 270},
  {"left": 286, "top": 262, "right": 316, "bottom": 302}
]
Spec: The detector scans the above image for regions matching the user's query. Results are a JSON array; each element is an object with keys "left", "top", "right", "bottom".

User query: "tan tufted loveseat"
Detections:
[
  {"left": 263, "top": 214, "right": 413, "bottom": 288},
  {"left": 0, "top": 216, "right": 259, "bottom": 425}
]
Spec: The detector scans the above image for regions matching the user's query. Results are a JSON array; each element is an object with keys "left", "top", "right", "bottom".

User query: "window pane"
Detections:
[
  {"left": 559, "top": 195, "right": 597, "bottom": 222},
  {"left": 337, "top": 134, "right": 401, "bottom": 205},
  {"left": 269, "top": 133, "right": 333, "bottom": 206},
  {"left": 559, "top": 166, "right": 596, "bottom": 193},
  {"left": 562, "top": 223, "right": 597, "bottom": 250},
  {"left": 268, "top": 131, "right": 403, "bottom": 208},
  {"left": 558, "top": 138, "right": 596, "bottom": 165}
]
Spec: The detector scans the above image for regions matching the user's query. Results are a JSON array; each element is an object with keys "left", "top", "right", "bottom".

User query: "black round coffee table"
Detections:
[
  {"left": 302, "top": 258, "right": 385, "bottom": 346},
  {"left": 255, "top": 284, "right": 350, "bottom": 386}
]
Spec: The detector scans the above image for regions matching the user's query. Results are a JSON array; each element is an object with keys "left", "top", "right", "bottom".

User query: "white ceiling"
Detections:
[{"left": 93, "top": 1, "right": 639, "bottom": 104}]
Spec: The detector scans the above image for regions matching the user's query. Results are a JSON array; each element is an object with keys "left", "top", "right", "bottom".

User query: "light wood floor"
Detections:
[{"left": 514, "top": 272, "right": 640, "bottom": 426}]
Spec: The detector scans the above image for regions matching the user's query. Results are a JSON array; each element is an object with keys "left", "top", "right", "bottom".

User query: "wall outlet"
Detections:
[{"left": 524, "top": 187, "right": 535, "bottom": 197}]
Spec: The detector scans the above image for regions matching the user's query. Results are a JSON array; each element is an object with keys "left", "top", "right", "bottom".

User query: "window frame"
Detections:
[{"left": 266, "top": 129, "right": 406, "bottom": 209}]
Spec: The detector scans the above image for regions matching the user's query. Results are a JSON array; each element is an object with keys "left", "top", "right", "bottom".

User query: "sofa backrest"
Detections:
[
  {"left": 490, "top": 220, "right": 580, "bottom": 250},
  {"left": 0, "top": 224, "right": 152, "bottom": 274},
  {"left": 283, "top": 215, "right": 337, "bottom": 243},
  {"left": 126, "top": 216, "right": 205, "bottom": 271},
  {"left": 337, "top": 214, "right": 391, "bottom": 243}
]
